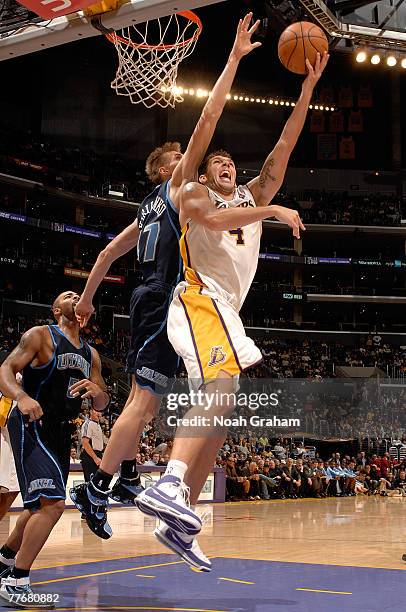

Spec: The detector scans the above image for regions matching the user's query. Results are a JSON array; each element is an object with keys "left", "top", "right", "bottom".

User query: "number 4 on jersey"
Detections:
[{"left": 229, "top": 228, "right": 245, "bottom": 245}]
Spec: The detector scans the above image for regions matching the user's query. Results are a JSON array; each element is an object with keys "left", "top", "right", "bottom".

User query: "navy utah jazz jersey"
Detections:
[
  {"left": 22, "top": 325, "right": 92, "bottom": 422},
  {"left": 136, "top": 180, "right": 182, "bottom": 287}
]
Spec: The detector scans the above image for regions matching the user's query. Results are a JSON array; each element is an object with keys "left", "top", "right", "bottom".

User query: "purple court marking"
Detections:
[{"left": 19, "top": 554, "right": 406, "bottom": 612}]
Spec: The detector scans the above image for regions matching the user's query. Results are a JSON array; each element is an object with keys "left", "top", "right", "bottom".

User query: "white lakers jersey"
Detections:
[{"left": 179, "top": 184, "right": 261, "bottom": 311}]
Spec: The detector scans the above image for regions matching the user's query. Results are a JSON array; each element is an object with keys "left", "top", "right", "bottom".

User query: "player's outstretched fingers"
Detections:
[
  {"left": 248, "top": 19, "right": 261, "bottom": 35},
  {"left": 305, "top": 58, "right": 314, "bottom": 75}
]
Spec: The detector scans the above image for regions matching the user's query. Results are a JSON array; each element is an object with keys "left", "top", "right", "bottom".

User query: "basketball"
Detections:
[{"left": 278, "top": 21, "right": 329, "bottom": 74}]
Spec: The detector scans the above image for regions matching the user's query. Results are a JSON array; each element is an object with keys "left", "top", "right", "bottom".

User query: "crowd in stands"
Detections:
[
  {"left": 2, "top": 315, "right": 405, "bottom": 442},
  {"left": 0, "top": 130, "right": 148, "bottom": 202},
  {"left": 219, "top": 438, "right": 406, "bottom": 501},
  {"left": 0, "top": 315, "right": 109, "bottom": 355},
  {"left": 279, "top": 190, "right": 404, "bottom": 227},
  {"left": 0, "top": 130, "right": 404, "bottom": 227},
  {"left": 250, "top": 335, "right": 405, "bottom": 379},
  {"left": 2, "top": 315, "right": 406, "bottom": 503},
  {"left": 72, "top": 417, "right": 406, "bottom": 502}
]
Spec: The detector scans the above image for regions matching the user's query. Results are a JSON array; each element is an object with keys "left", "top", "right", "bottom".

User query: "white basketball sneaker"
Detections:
[
  {"left": 136, "top": 475, "right": 202, "bottom": 535},
  {"left": 154, "top": 523, "right": 211, "bottom": 572}
]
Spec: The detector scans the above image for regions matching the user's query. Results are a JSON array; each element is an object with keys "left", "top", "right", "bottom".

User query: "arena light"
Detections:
[
  {"left": 356, "top": 50, "right": 367, "bottom": 63},
  {"left": 401, "top": 58, "right": 406, "bottom": 69},
  {"left": 177, "top": 86, "right": 335, "bottom": 110},
  {"left": 371, "top": 54, "right": 381, "bottom": 65},
  {"left": 387, "top": 55, "right": 397, "bottom": 66}
]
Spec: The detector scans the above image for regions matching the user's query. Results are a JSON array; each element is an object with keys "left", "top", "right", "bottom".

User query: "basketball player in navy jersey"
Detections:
[
  {"left": 70, "top": 14, "right": 261, "bottom": 570},
  {"left": 0, "top": 291, "right": 109, "bottom": 607}
]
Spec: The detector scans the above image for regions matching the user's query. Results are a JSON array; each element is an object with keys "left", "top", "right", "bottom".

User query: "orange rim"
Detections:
[{"left": 106, "top": 10, "right": 202, "bottom": 50}]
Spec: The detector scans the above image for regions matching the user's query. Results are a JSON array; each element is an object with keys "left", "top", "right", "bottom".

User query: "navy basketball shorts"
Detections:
[
  {"left": 8, "top": 408, "right": 71, "bottom": 510},
  {"left": 126, "top": 282, "right": 179, "bottom": 395}
]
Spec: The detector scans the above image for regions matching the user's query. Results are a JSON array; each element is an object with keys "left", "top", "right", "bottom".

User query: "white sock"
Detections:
[{"left": 164, "top": 460, "right": 188, "bottom": 482}]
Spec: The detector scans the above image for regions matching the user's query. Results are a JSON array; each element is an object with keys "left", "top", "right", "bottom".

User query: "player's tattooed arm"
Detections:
[
  {"left": 258, "top": 157, "right": 277, "bottom": 188},
  {"left": 248, "top": 143, "right": 290, "bottom": 206},
  {"left": 0, "top": 327, "right": 44, "bottom": 420},
  {"left": 249, "top": 54, "right": 329, "bottom": 207}
]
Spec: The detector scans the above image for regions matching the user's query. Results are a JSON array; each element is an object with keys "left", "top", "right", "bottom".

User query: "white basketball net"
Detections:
[{"left": 107, "top": 11, "right": 202, "bottom": 109}]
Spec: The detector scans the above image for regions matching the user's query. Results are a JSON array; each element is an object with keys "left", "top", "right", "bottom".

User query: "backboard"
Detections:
[{"left": 0, "top": 0, "right": 225, "bottom": 61}]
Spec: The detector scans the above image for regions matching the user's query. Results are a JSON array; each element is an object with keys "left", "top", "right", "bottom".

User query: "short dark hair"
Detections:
[
  {"left": 199, "top": 149, "right": 233, "bottom": 175},
  {"left": 145, "top": 141, "right": 181, "bottom": 184}
]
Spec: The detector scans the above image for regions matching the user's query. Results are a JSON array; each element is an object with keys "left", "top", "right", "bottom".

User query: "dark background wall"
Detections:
[{"left": 0, "top": 0, "right": 400, "bottom": 170}]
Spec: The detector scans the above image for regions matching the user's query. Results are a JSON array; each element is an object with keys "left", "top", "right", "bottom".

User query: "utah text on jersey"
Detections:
[{"left": 57, "top": 353, "right": 91, "bottom": 378}]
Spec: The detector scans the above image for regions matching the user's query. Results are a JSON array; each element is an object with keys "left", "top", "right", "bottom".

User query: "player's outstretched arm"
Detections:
[
  {"left": 69, "top": 348, "right": 109, "bottom": 412},
  {"left": 170, "top": 13, "right": 262, "bottom": 197},
  {"left": 248, "top": 52, "right": 329, "bottom": 207},
  {"left": 182, "top": 182, "right": 305, "bottom": 238},
  {"left": 75, "top": 219, "right": 140, "bottom": 327},
  {"left": 0, "top": 328, "right": 44, "bottom": 421}
]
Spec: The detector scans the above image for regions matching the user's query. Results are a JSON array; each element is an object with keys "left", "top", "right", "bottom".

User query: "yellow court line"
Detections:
[
  {"left": 296, "top": 588, "right": 352, "bottom": 595},
  {"left": 135, "top": 574, "right": 156, "bottom": 578},
  {"left": 7, "top": 607, "right": 229, "bottom": 612},
  {"left": 219, "top": 577, "right": 254, "bottom": 585},
  {"left": 32, "top": 560, "right": 184, "bottom": 586},
  {"left": 215, "top": 555, "right": 406, "bottom": 571}
]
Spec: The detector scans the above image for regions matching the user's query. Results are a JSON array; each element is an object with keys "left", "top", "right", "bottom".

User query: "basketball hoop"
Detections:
[{"left": 105, "top": 11, "right": 202, "bottom": 108}]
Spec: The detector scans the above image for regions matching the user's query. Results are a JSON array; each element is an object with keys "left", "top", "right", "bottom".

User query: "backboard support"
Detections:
[
  {"left": 299, "top": 0, "right": 406, "bottom": 52},
  {"left": 0, "top": 0, "right": 224, "bottom": 61}
]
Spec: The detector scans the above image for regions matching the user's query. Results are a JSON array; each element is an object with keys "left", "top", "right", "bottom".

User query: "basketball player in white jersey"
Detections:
[
  {"left": 136, "top": 53, "right": 329, "bottom": 549},
  {"left": 0, "top": 370, "right": 21, "bottom": 526}
]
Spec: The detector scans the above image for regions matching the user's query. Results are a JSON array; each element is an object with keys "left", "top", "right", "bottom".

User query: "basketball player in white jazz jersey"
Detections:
[{"left": 136, "top": 52, "right": 330, "bottom": 558}]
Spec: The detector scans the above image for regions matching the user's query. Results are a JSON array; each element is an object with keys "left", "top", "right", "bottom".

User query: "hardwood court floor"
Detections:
[
  {"left": 1, "top": 497, "right": 405, "bottom": 570},
  {"left": 1, "top": 498, "right": 405, "bottom": 611}
]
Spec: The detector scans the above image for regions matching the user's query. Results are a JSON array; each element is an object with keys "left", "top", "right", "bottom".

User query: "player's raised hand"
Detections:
[
  {"left": 232, "top": 12, "right": 262, "bottom": 60},
  {"left": 75, "top": 296, "right": 95, "bottom": 328},
  {"left": 271, "top": 205, "right": 306, "bottom": 239},
  {"left": 303, "top": 52, "right": 329, "bottom": 90}
]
